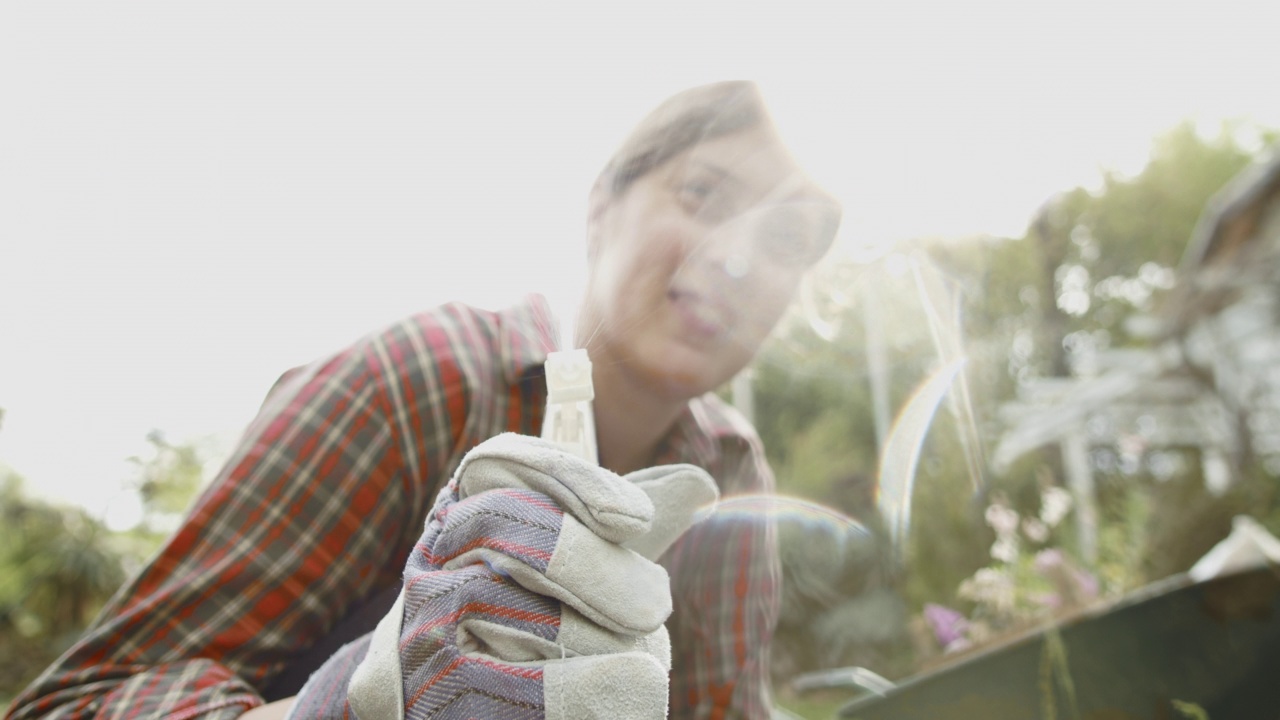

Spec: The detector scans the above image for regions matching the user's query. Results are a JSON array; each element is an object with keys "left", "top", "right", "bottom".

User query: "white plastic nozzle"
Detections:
[
  {"left": 545, "top": 349, "right": 595, "bottom": 404},
  {"left": 542, "top": 349, "right": 598, "bottom": 464}
]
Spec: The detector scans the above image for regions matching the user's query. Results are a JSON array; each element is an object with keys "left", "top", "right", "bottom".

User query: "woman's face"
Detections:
[{"left": 581, "top": 123, "right": 840, "bottom": 400}]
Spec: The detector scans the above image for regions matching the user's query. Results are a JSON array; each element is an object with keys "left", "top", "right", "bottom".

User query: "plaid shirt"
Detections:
[{"left": 9, "top": 295, "right": 781, "bottom": 720}]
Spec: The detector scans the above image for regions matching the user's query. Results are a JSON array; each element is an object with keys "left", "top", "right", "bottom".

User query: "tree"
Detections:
[
  {"left": 749, "top": 122, "right": 1276, "bottom": 686},
  {"left": 1029, "top": 122, "right": 1257, "bottom": 361},
  {"left": 109, "top": 430, "right": 212, "bottom": 567},
  {"left": 0, "top": 432, "right": 209, "bottom": 706},
  {"left": 127, "top": 431, "right": 208, "bottom": 530},
  {"left": 0, "top": 471, "right": 125, "bottom": 704}
]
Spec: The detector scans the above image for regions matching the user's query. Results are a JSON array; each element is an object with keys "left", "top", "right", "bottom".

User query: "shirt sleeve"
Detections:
[
  {"left": 664, "top": 436, "right": 782, "bottom": 720},
  {"left": 6, "top": 310, "right": 483, "bottom": 720}
]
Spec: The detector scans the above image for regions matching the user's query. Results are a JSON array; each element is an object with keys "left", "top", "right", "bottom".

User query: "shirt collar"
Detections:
[{"left": 657, "top": 393, "right": 755, "bottom": 470}]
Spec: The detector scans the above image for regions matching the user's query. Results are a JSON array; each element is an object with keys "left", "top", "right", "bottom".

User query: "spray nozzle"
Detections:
[
  {"left": 545, "top": 349, "right": 594, "bottom": 404},
  {"left": 542, "top": 349, "right": 598, "bottom": 464}
]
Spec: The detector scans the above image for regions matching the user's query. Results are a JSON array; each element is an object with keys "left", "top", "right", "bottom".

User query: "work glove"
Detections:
[{"left": 287, "top": 433, "right": 719, "bottom": 720}]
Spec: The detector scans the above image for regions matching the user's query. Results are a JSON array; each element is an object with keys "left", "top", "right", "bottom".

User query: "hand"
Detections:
[{"left": 287, "top": 433, "right": 718, "bottom": 719}]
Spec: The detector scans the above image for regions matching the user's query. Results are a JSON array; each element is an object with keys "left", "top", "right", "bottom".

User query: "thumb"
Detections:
[
  {"left": 543, "top": 652, "right": 669, "bottom": 720},
  {"left": 622, "top": 465, "right": 720, "bottom": 561}
]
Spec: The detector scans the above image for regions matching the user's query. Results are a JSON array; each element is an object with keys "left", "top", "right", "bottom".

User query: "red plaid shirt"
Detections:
[{"left": 8, "top": 296, "right": 781, "bottom": 720}]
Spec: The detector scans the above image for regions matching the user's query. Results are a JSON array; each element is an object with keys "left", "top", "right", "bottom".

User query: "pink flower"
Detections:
[
  {"left": 1034, "top": 548, "right": 1099, "bottom": 607},
  {"left": 924, "top": 603, "right": 969, "bottom": 649},
  {"left": 1034, "top": 548, "right": 1064, "bottom": 571}
]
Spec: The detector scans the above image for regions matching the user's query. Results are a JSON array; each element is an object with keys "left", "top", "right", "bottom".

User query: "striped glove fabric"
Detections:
[{"left": 287, "top": 433, "right": 719, "bottom": 720}]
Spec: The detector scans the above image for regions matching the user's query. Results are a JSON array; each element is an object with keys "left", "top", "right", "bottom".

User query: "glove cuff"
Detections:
[{"left": 348, "top": 590, "right": 408, "bottom": 720}]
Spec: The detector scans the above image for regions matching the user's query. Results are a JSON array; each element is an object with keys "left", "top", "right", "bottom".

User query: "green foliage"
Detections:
[
  {"left": 1039, "top": 628, "right": 1081, "bottom": 720},
  {"left": 113, "top": 431, "right": 213, "bottom": 565},
  {"left": 1092, "top": 453, "right": 1273, "bottom": 589},
  {"left": 771, "top": 494, "right": 915, "bottom": 684},
  {"left": 128, "top": 431, "right": 207, "bottom": 527},
  {"left": 772, "top": 407, "right": 870, "bottom": 502},
  {"left": 1031, "top": 123, "right": 1256, "bottom": 351},
  {"left": 1099, "top": 123, "right": 1255, "bottom": 268},
  {"left": 1092, "top": 474, "right": 1154, "bottom": 595},
  {"left": 755, "top": 123, "right": 1275, "bottom": 692},
  {"left": 1171, "top": 699, "right": 1210, "bottom": 720},
  {"left": 983, "top": 123, "right": 1268, "bottom": 590},
  {"left": 0, "top": 433, "right": 209, "bottom": 705},
  {"left": 773, "top": 691, "right": 849, "bottom": 720},
  {"left": 0, "top": 470, "right": 126, "bottom": 703},
  {"left": 899, "top": 419, "right": 991, "bottom": 610}
]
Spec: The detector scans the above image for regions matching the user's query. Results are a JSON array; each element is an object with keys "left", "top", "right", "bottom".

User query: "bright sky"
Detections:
[{"left": 2, "top": 1, "right": 1279, "bottom": 525}]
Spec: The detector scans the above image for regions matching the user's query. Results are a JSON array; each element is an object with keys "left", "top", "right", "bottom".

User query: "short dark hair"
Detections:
[{"left": 597, "top": 81, "right": 769, "bottom": 196}]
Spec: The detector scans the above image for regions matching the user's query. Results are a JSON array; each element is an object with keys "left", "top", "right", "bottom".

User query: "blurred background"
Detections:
[{"left": 3, "top": 1, "right": 1280, "bottom": 716}]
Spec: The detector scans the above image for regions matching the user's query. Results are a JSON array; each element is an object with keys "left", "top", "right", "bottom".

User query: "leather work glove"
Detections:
[{"left": 287, "top": 433, "right": 719, "bottom": 720}]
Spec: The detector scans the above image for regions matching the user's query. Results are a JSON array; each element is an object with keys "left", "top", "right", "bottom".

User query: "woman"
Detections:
[{"left": 8, "top": 81, "right": 840, "bottom": 719}]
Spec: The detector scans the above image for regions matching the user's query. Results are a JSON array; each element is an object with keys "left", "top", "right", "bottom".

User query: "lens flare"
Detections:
[
  {"left": 701, "top": 493, "right": 869, "bottom": 536},
  {"left": 877, "top": 357, "right": 968, "bottom": 568},
  {"left": 909, "top": 256, "right": 987, "bottom": 498}
]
